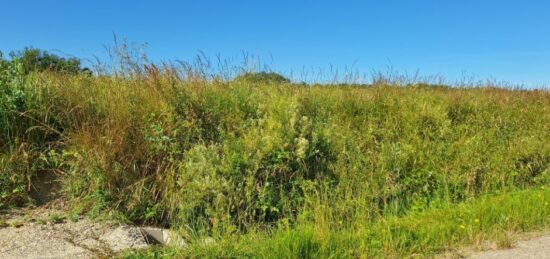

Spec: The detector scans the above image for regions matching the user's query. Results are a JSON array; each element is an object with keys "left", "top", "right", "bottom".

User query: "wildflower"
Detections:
[
  {"left": 295, "top": 137, "right": 309, "bottom": 160},
  {"left": 474, "top": 219, "right": 480, "bottom": 223},
  {"left": 460, "top": 225, "right": 466, "bottom": 229}
]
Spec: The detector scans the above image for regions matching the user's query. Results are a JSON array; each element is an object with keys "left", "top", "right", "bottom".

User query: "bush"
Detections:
[
  {"left": 233, "top": 71, "right": 290, "bottom": 85},
  {"left": 0, "top": 58, "right": 65, "bottom": 209}
]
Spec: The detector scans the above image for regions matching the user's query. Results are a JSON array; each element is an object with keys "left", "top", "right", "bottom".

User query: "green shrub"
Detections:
[{"left": 233, "top": 71, "right": 290, "bottom": 85}]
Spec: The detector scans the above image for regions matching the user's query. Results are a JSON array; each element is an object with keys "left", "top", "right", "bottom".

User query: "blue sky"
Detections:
[{"left": 1, "top": 0, "right": 550, "bottom": 85}]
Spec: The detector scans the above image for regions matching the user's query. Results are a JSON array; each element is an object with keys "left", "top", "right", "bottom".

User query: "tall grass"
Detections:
[{"left": 1, "top": 55, "right": 550, "bottom": 256}]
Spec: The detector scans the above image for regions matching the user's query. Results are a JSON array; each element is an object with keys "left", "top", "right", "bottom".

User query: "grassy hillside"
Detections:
[{"left": 2, "top": 59, "right": 550, "bottom": 257}]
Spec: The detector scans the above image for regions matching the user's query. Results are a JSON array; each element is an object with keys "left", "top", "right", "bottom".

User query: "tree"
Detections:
[
  {"left": 8, "top": 47, "right": 90, "bottom": 75},
  {"left": 233, "top": 71, "right": 290, "bottom": 85},
  {"left": 0, "top": 52, "right": 7, "bottom": 70}
]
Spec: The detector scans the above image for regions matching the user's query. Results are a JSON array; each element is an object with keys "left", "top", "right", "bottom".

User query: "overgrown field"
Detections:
[{"left": 2, "top": 58, "right": 550, "bottom": 257}]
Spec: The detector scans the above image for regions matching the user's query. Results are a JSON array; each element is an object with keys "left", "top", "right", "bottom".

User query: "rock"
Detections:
[
  {"left": 141, "top": 227, "right": 187, "bottom": 248},
  {"left": 99, "top": 225, "right": 149, "bottom": 252}
]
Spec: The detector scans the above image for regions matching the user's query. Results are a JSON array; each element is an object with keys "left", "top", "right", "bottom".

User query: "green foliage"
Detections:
[
  {"left": 48, "top": 213, "right": 66, "bottom": 224},
  {"left": 0, "top": 58, "right": 26, "bottom": 143},
  {"left": 0, "top": 151, "right": 29, "bottom": 209},
  {"left": 0, "top": 56, "right": 80, "bottom": 210},
  {"left": 0, "top": 59, "right": 32, "bottom": 209},
  {"left": 125, "top": 188, "right": 550, "bottom": 258},
  {"left": 2, "top": 60, "right": 550, "bottom": 256},
  {"left": 233, "top": 71, "right": 291, "bottom": 85},
  {"left": 7, "top": 47, "right": 90, "bottom": 75}
]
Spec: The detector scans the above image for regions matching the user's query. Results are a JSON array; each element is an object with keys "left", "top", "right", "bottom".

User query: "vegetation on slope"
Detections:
[{"left": 1, "top": 49, "right": 550, "bottom": 257}]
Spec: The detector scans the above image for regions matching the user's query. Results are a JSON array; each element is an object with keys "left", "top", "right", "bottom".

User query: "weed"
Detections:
[
  {"left": 48, "top": 213, "right": 66, "bottom": 224},
  {"left": 496, "top": 231, "right": 516, "bottom": 249},
  {"left": 9, "top": 220, "right": 23, "bottom": 228},
  {"left": 69, "top": 208, "right": 81, "bottom": 222}
]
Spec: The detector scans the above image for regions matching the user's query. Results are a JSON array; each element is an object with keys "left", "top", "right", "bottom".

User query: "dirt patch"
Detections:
[{"left": 28, "top": 171, "right": 62, "bottom": 206}]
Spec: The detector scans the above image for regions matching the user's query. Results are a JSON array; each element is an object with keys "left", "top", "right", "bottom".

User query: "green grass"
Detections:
[
  {"left": 48, "top": 213, "right": 66, "bottom": 224},
  {"left": 124, "top": 187, "right": 550, "bottom": 258},
  {"left": 2, "top": 58, "right": 550, "bottom": 257}
]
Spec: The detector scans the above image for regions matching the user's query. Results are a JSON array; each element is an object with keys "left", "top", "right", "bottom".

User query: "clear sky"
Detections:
[{"left": 1, "top": 0, "right": 550, "bottom": 85}]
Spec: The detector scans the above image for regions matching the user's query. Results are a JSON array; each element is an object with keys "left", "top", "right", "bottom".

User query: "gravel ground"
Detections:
[
  {"left": 0, "top": 206, "right": 149, "bottom": 259},
  {"left": 468, "top": 235, "right": 550, "bottom": 259}
]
